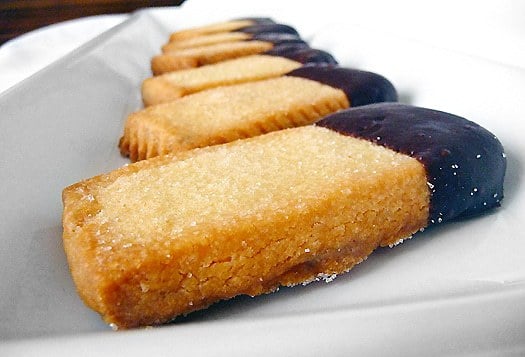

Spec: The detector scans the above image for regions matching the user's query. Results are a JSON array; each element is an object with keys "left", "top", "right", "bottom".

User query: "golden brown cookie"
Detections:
[
  {"left": 152, "top": 32, "right": 309, "bottom": 75},
  {"left": 122, "top": 66, "right": 397, "bottom": 161},
  {"left": 162, "top": 32, "right": 252, "bottom": 52},
  {"left": 63, "top": 104, "right": 506, "bottom": 329},
  {"left": 151, "top": 40, "right": 275, "bottom": 75},
  {"left": 143, "top": 53, "right": 337, "bottom": 106},
  {"left": 154, "top": 22, "right": 306, "bottom": 75},
  {"left": 121, "top": 75, "right": 348, "bottom": 161},
  {"left": 167, "top": 18, "right": 270, "bottom": 42},
  {"left": 64, "top": 125, "right": 429, "bottom": 329},
  {"left": 163, "top": 22, "right": 300, "bottom": 51},
  {"left": 143, "top": 55, "right": 302, "bottom": 106}
]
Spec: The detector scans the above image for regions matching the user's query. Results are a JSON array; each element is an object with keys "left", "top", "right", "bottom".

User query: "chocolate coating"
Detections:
[
  {"left": 266, "top": 44, "right": 338, "bottom": 65},
  {"left": 235, "top": 17, "right": 275, "bottom": 25},
  {"left": 251, "top": 33, "right": 306, "bottom": 46},
  {"left": 315, "top": 103, "right": 506, "bottom": 224},
  {"left": 239, "top": 23, "right": 300, "bottom": 37},
  {"left": 287, "top": 65, "right": 397, "bottom": 106}
]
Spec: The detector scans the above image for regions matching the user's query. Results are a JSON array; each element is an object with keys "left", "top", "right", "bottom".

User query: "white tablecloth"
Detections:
[
  {"left": 0, "top": 14, "right": 129, "bottom": 94},
  {"left": 1, "top": 0, "right": 524, "bottom": 96}
]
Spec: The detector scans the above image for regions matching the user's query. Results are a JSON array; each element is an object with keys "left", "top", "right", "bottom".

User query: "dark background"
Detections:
[{"left": 0, "top": 0, "right": 186, "bottom": 45}]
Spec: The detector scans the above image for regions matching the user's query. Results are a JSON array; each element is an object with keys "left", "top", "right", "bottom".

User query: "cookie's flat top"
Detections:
[
  {"left": 140, "top": 76, "right": 346, "bottom": 146},
  {"left": 160, "top": 55, "right": 301, "bottom": 88},
  {"left": 93, "top": 126, "right": 424, "bottom": 247}
]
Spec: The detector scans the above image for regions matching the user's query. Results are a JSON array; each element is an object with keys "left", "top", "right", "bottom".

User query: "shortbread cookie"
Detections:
[
  {"left": 163, "top": 32, "right": 252, "bottom": 52},
  {"left": 62, "top": 103, "right": 505, "bottom": 328},
  {"left": 120, "top": 66, "right": 397, "bottom": 161},
  {"left": 167, "top": 18, "right": 276, "bottom": 42},
  {"left": 143, "top": 55, "right": 302, "bottom": 106},
  {"left": 163, "top": 23, "right": 300, "bottom": 52},
  {"left": 143, "top": 51, "right": 337, "bottom": 106},
  {"left": 152, "top": 34, "right": 306, "bottom": 75}
]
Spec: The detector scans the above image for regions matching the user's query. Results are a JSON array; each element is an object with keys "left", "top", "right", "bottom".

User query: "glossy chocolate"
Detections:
[
  {"left": 251, "top": 33, "right": 306, "bottom": 46},
  {"left": 239, "top": 23, "right": 300, "bottom": 37},
  {"left": 287, "top": 65, "right": 397, "bottom": 106},
  {"left": 315, "top": 103, "right": 506, "bottom": 224},
  {"left": 235, "top": 17, "right": 275, "bottom": 25},
  {"left": 266, "top": 44, "right": 338, "bottom": 65}
]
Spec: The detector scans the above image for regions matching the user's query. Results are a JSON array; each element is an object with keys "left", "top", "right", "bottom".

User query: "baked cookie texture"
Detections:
[
  {"left": 63, "top": 127, "right": 428, "bottom": 329},
  {"left": 143, "top": 55, "right": 302, "bottom": 107},
  {"left": 151, "top": 37, "right": 307, "bottom": 75},
  {"left": 121, "top": 66, "right": 397, "bottom": 161},
  {"left": 143, "top": 52, "right": 336, "bottom": 106},
  {"left": 62, "top": 103, "right": 505, "bottom": 329},
  {"left": 162, "top": 23, "right": 300, "bottom": 52},
  {"left": 147, "top": 17, "right": 338, "bottom": 104},
  {"left": 162, "top": 32, "right": 253, "bottom": 52},
  {"left": 153, "top": 21, "right": 311, "bottom": 75},
  {"left": 121, "top": 75, "right": 348, "bottom": 161},
  {"left": 152, "top": 40, "right": 275, "bottom": 75},
  {"left": 167, "top": 18, "right": 276, "bottom": 42}
]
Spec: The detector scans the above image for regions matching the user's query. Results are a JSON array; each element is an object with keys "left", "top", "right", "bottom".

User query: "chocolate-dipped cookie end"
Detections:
[
  {"left": 267, "top": 44, "right": 338, "bottom": 65},
  {"left": 316, "top": 103, "right": 506, "bottom": 224},
  {"left": 287, "top": 66, "right": 397, "bottom": 106}
]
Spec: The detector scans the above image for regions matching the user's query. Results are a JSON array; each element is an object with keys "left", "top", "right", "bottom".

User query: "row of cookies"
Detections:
[
  {"left": 124, "top": 18, "right": 397, "bottom": 161},
  {"left": 62, "top": 18, "right": 506, "bottom": 329},
  {"left": 145, "top": 18, "right": 339, "bottom": 105}
]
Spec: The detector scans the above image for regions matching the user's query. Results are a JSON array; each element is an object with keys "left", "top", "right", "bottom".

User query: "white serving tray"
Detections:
[{"left": 1, "top": 1, "right": 524, "bottom": 355}]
